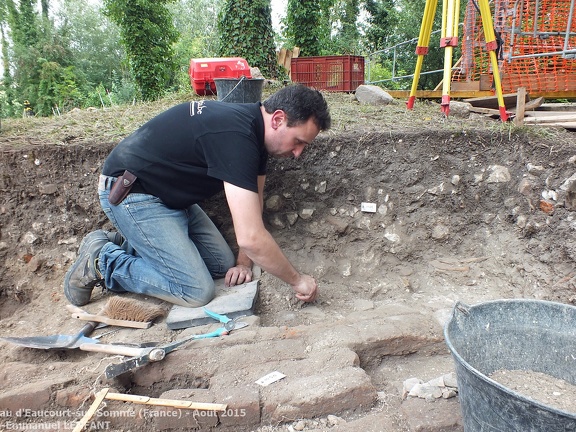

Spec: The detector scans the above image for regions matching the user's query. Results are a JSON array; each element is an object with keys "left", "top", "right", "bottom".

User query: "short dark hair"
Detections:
[{"left": 263, "top": 84, "right": 331, "bottom": 131}]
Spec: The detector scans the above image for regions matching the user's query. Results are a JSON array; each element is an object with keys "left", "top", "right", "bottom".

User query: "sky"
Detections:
[{"left": 271, "top": 0, "right": 286, "bottom": 32}]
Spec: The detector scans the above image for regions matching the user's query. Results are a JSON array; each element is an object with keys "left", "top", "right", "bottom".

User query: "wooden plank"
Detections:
[
  {"left": 518, "top": 96, "right": 544, "bottom": 112},
  {"left": 434, "top": 57, "right": 463, "bottom": 91},
  {"left": 523, "top": 113, "right": 576, "bottom": 124},
  {"left": 538, "top": 102, "right": 576, "bottom": 112},
  {"left": 468, "top": 106, "right": 504, "bottom": 117},
  {"left": 73, "top": 388, "right": 109, "bottom": 432},
  {"left": 479, "top": 74, "right": 492, "bottom": 91},
  {"left": 285, "top": 50, "right": 293, "bottom": 78},
  {"left": 525, "top": 122, "right": 576, "bottom": 130},
  {"left": 550, "top": 123, "right": 576, "bottom": 130},
  {"left": 524, "top": 110, "right": 573, "bottom": 117},
  {"left": 514, "top": 87, "right": 527, "bottom": 126},
  {"left": 105, "top": 392, "right": 227, "bottom": 411},
  {"left": 451, "top": 81, "right": 480, "bottom": 91},
  {"left": 464, "top": 92, "right": 529, "bottom": 109},
  {"left": 277, "top": 48, "right": 287, "bottom": 67},
  {"left": 386, "top": 90, "right": 495, "bottom": 99}
]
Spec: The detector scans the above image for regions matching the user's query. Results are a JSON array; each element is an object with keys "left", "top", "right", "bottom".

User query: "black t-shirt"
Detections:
[{"left": 102, "top": 101, "right": 267, "bottom": 209}]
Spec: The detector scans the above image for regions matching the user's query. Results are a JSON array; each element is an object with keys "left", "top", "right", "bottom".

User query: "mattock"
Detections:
[{"left": 101, "top": 308, "right": 249, "bottom": 378}]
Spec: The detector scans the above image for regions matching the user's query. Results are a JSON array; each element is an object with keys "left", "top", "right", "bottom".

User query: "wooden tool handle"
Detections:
[
  {"left": 66, "top": 304, "right": 86, "bottom": 314},
  {"left": 79, "top": 343, "right": 148, "bottom": 357},
  {"left": 66, "top": 304, "right": 151, "bottom": 329},
  {"left": 74, "top": 312, "right": 151, "bottom": 329},
  {"left": 105, "top": 392, "right": 227, "bottom": 411},
  {"left": 72, "top": 387, "right": 226, "bottom": 432}
]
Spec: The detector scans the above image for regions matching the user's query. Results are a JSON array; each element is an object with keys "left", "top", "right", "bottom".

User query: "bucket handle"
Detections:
[
  {"left": 453, "top": 301, "right": 471, "bottom": 317},
  {"left": 220, "top": 75, "right": 247, "bottom": 102}
]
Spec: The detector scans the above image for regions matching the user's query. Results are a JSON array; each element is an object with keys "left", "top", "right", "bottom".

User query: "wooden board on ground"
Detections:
[
  {"left": 468, "top": 106, "right": 503, "bottom": 117},
  {"left": 524, "top": 110, "right": 576, "bottom": 117},
  {"left": 516, "top": 96, "right": 544, "bottom": 112},
  {"left": 468, "top": 98, "right": 541, "bottom": 114},
  {"left": 537, "top": 103, "right": 576, "bottom": 112},
  {"left": 523, "top": 113, "right": 576, "bottom": 124},
  {"left": 464, "top": 92, "right": 529, "bottom": 110},
  {"left": 525, "top": 121, "right": 576, "bottom": 130}
]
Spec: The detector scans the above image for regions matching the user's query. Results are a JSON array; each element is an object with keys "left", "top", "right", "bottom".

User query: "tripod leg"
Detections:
[
  {"left": 439, "top": 0, "right": 461, "bottom": 116},
  {"left": 407, "top": 0, "right": 439, "bottom": 109},
  {"left": 477, "top": 0, "right": 509, "bottom": 121}
]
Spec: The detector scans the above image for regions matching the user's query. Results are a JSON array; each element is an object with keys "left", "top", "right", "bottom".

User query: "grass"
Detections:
[{"left": 0, "top": 88, "right": 570, "bottom": 149}]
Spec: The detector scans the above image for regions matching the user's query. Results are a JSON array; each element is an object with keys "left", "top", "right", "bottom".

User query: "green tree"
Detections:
[
  {"left": 169, "top": 0, "right": 220, "bottom": 91},
  {"left": 0, "top": 0, "right": 15, "bottom": 117},
  {"left": 56, "top": 0, "right": 127, "bottom": 94},
  {"left": 331, "top": 0, "right": 361, "bottom": 54},
  {"left": 285, "top": 0, "right": 325, "bottom": 56},
  {"left": 395, "top": 0, "right": 455, "bottom": 90},
  {"left": 364, "top": 0, "right": 448, "bottom": 90},
  {"left": 5, "top": 0, "right": 41, "bottom": 107},
  {"left": 0, "top": 0, "right": 89, "bottom": 116},
  {"left": 217, "top": 0, "right": 280, "bottom": 79},
  {"left": 103, "top": 0, "right": 179, "bottom": 100},
  {"left": 364, "top": 0, "right": 396, "bottom": 52}
]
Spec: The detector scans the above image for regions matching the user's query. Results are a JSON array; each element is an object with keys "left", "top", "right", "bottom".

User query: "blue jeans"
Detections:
[{"left": 98, "top": 175, "right": 235, "bottom": 306}]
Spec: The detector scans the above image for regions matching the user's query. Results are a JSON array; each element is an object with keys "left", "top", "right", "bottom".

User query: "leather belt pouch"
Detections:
[{"left": 108, "top": 170, "right": 138, "bottom": 205}]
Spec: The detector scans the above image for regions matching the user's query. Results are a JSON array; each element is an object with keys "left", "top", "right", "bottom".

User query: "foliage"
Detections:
[
  {"left": 169, "top": 0, "right": 220, "bottom": 93},
  {"left": 363, "top": 0, "right": 462, "bottom": 91},
  {"left": 103, "top": 0, "right": 179, "bottom": 101},
  {"left": 56, "top": 0, "right": 128, "bottom": 92},
  {"left": 330, "top": 0, "right": 362, "bottom": 55},
  {"left": 285, "top": 0, "right": 325, "bottom": 56},
  {"left": 282, "top": 0, "right": 365, "bottom": 56},
  {"left": 217, "top": 0, "right": 280, "bottom": 79},
  {"left": 2, "top": 0, "right": 88, "bottom": 116},
  {"left": 366, "top": 61, "right": 408, "bottom": 90},
  {"left": 36, "top": 62, "right": 84, "bottom": 114},
  {"left": 363, "top": 0, "right": 396, "bottom": 53},
  {"left": 0, "top": 0, "right": 477, "bottom": 117},
  {"left": 5, "top": 0, "right": 40, "bottom": 111}
]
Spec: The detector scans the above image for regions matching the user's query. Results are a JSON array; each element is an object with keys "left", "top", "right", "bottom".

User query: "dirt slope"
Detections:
[{"left": 1, "top": 93, "right": 575, "bottom": 431}]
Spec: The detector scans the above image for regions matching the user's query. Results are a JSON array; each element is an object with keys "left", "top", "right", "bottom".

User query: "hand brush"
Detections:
[{"left": 66, "top": 297, "right": 166, "bottom": 329}]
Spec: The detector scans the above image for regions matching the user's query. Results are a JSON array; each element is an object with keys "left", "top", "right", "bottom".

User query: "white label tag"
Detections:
[
  {"left": 255, "top": 371, "right": 286, "bottom": 387},
  {"left": 361, "top": 202, "right": 377, "bottom": 213}
]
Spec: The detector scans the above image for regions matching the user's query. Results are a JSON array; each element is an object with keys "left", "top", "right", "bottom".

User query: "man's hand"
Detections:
[
  {"left": 292, "top": 274, "right": 318, "bottom": 302},
  {"left": 225, "top": 264, "right": 253, "bottom": 287}
]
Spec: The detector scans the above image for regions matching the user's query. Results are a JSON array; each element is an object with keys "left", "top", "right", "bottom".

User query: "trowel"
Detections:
[
  {"left": 0, "top": 321, "right": 158, "bottom": 357},
  {"left": 0, "top": 321, "right": 100, "bottom": 349}
]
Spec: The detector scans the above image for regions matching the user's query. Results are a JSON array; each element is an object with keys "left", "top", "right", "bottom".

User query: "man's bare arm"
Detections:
[
  {"left": 224, "top": 175, "right": 265, "bottom": 286},
  {"left": 223, "top": 181, "right": 317, "bottom": 301}
]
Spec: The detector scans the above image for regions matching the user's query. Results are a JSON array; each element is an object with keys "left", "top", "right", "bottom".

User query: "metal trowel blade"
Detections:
[{"left": 0, "top": 334, "right": 100, "bottom": 350}]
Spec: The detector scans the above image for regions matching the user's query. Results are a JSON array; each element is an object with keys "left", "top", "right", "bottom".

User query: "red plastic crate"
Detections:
[
  {"left": 189, "top": 57, "right": 252, "bottom": 96},
  {"left": 290, "top": 55, "right": 365, "bottom": 92}
]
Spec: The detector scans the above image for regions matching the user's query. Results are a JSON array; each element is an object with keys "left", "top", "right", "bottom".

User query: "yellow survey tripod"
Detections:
[{"left": 406, "top": 0, "right": 508, "bottom": 121}]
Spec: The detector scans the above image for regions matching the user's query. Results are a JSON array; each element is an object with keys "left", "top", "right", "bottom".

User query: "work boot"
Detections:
[{"left": 64, "top": 229, "right": 110, "bottom": 306}]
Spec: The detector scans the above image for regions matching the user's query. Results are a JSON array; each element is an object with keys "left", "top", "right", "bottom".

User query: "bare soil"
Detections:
[
  {"left": 490, "top": 369, "right": 576, "bottom": 413},
  {"left": 1, "top": 91, "right": 576, "bottom": 430}
]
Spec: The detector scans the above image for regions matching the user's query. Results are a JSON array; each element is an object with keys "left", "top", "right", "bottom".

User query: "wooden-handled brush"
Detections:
[{"left": 67, "top": 297, "right": 166, "bottom": 329}]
